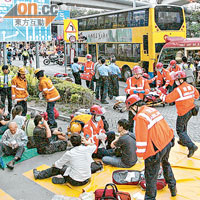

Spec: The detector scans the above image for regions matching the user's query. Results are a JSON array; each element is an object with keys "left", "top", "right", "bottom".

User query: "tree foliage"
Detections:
[
  {"left": 70, "top": 8, "right": 104, "bottom": 18},
  {"left": 186, "top": 11, "right": 200, "bottom": 37}
]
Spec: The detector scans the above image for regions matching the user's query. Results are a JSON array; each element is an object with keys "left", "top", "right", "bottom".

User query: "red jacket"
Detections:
[
  {"left": 159, "top": 82, "right": 199, "bottom": 116},
  {"left": 134, "top": 106, "right": 174, "bottom": 159}
]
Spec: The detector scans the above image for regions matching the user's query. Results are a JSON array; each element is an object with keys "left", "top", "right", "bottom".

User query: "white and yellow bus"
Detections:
[{"left": 75, "top": 4, "right": 186, "bottom": 80}]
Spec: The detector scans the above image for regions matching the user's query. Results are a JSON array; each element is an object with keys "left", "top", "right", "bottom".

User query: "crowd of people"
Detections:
[{"left": 0, "top": 51, "right": 199, "bottom": 199}]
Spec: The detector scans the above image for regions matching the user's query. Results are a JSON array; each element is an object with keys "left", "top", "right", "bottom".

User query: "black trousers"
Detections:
[
  {"left": 108, "top": 75, "right": 119, "bottom": 98},
  {"left": 73, "top": 72, "right": 81, "bottom": 85},
  {"left": 86, "top": 77, "right": 94, "bottom": 91},
  {"left": 36, "top": 166, "right": 89, "bottom": 186},
  {"left": 1, "top": 87, "right": 12, "bottom": 113},
  {"left": 176, "top": 109, "right": 194, "bottom": 149},
  {"left": 144, "top": 141, "right": 176, "bottom": 200},
  {"left": 0, "top": 142, "right": 25, "bottom": 160},
  {"left": 99, "top": 76, "right": 109, "bottom": 102},
  {"left": 16, "top": 101, "right": 27, "bottom": 116}
]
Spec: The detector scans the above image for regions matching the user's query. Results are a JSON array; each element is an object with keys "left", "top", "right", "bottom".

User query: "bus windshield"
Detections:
[
  {"left": 155, "top": 6, "right": 184, "bottom": 30},
  {"left": 159, "top": 48, "right": 184, "bottom": 66}
]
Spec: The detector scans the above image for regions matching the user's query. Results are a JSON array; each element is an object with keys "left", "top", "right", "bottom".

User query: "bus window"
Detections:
[
  {"left": 133, "top": 44, "right": 140, "bottom": 62},
  {"left": 105, "top": 14, "right": 117, "bottom": 29},
  {"left": 79, "top": 19, "right": 86, "bottom": 31},
  {"left": 155, "top": 43, "right": 165, "bottom": 53},
  {"left": 132, "top": 10, "right": 148, "bottom": 27},
  {"left": 98, "top": 16, "right": 104, "bottom": 29},
  {"left": 159, "top": 48, "right": 184, "bottom": 66},
  {"left": 118, "top": 12, "right": 128, "bottom": 28},
  {"left": 98, "top": 43, "right": 105, "bottom": 56},
  {"left": 143, "top": 35, "right": 149, "bottom": 54},
  {"left": 87, "top": 17, "right": 97, "bottom": 30},
  {"left": 155, "top": 6, "right": 183, "bottom": 30},
  {"left": 78, "top": 43, "right": 87, "bottom": 57},
  {"left": 105, "top": 43, "right": 117, "bottom": 59}
]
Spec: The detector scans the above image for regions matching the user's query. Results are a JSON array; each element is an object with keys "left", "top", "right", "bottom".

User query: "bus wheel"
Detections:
[{"left": 122, "top": 66, "right": 132, "bottom": 81}]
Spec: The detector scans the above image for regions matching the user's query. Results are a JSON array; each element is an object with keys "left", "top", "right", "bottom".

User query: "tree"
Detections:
[{"left": 186, "top": 11, "right": 200, "bottom": 37}]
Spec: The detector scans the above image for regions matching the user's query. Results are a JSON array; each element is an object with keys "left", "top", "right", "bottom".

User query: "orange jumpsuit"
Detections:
[
  {"left": 134, "top": 105, "right": 174, "bottom": 159},
  {"left": 125, "top": 77, "right": 150, "bottom": 100},
  {"left": 168, "top": 65, "right": 181, "bottom": 73},
  {"left": 159, "top": 82, "right": 199, "bottom": 116},
  {"left": 83, "top": 118, "right": 105, "bottom": 153},
  {"left": 84, "top": 61, "right": 95, "bottom": 76},
  {"left": 156, "top": 68, "right": 173, "bottom": 88},
  {"left": 11, "top": 76, "right": 29, "bottom": 102},
  {"left": 38, "top": 76, "right": 60, "bottom": 102}
]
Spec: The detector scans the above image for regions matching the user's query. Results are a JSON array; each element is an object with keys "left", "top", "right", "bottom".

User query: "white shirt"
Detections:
[
  {"left": 55, "top": 144, "right": 96, "bottom": 182},
  {"left": 13, "top": 115, "right": 26, "bottom": 129}
]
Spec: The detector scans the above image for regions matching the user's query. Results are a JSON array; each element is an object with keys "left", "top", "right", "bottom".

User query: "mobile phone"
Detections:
[{"left": 40, "top": 121, "right": 44, "bottom": 125}]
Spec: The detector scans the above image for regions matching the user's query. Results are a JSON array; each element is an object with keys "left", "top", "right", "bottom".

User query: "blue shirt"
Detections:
[
  {"left": 98, "top": 64, "right": 111, "bottom": 77},
  {"left": 4, "top": 74, "right": 8, "bottom": 88},
  {"left": 109, "top": 63, "right": 121, "bottom": 76},
  {"left": 71, "top": 63, "right": 80, "bottom": 73}
]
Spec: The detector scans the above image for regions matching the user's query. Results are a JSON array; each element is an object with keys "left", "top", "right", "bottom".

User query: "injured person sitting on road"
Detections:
[
  {"left": 0, "top": 122, "right": 28, "bottom": 170},
  {"left": 33, "top": 133, "right": 96, "bottom": 186},
  {"left": 33, "top": 115, "right": 67, "bottom": 154},
  {"left": 102, "top": 119, "right": 137, "bottom": 168}
]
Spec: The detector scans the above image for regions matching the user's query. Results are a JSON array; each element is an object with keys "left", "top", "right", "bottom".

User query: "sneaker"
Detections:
[
  {"left": 6, "top": 160, "right": 15, "bottom": 170},
  {"left": 33, "top": 169, "right": 40, "bottom": 179},
  {"left": 188, "top": 145, "right": 198, "bottom": 158},
  {"left": 52, "top": 177, "right": 66, "bottom": 184},
  {"left": 0, "top": 156, "right": 5, "bottom": 170},
  {"left": 169, "top": 186, "right": 177, "bottom": 197},
  {"left": 177, "top": 140, "right": 186, "bottom": 147},
  {"left": 101, "top": 100, "right": 109, "bottom": 104}
]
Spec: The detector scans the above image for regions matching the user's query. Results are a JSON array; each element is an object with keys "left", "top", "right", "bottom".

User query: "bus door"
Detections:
[{"left": 88, "top": 44, "right": 97, "bottom": 62}]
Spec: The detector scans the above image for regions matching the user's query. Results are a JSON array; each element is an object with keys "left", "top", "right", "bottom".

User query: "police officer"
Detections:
[
  {"left": 71, "top": 57, "right": 81, "bottom": 85},
  {"left": 94, "top": 56, "right": 102, "bottom": 100},
  {"left": 11, "top": 67, "right": 29, "bottom": 116},
  {"left": 108, "top": 57, "right": 121, "bottom": 99},
  {"left": 34, "top": 69, "right": 60, "bottom": 128},
  {"left": 159, "top": 71, "right": 199, "bottom": 157},
  {"left": 0, "top": 65, "right": 14, "bottom": 116},
  {"left": 126, "top": 94, "right": 176, "bottom": 199},
  {"left": 98, "top": 58, "right": 111, "bottom": 104}
]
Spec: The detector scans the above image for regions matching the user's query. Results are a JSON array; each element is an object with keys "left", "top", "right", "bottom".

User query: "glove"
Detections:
[
  {"left": 133, "top": 90, "right": 139, "bottom": 94},
  {"left": 97, "top": 132, "right": 107, "bottom": 141},
  {"left": 138, "top": 91, "right": 145, "bottom": 94},
  {"left": 39, "top": 92, "right": 43, "bottom": 100}
]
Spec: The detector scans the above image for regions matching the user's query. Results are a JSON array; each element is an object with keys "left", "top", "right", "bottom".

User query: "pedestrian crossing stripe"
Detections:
[
  {"left": 23, "top": 164, "right": 84, "bottom": 197},
  {"left": 0, "top": 188, "right": 14, "bottom": 200}
]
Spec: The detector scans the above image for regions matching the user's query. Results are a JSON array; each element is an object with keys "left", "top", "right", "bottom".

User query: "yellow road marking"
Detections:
[{"left": 0, "top": 188, "right": 14, "bottom": 200}]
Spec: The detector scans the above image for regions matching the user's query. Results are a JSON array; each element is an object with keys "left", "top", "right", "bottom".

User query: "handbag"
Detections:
[
  {"left": 91, "top": 161, "right": 103, "bottom": 174},
  {"left": 95, "top": 183, "right": 131, "bottom": 200}
]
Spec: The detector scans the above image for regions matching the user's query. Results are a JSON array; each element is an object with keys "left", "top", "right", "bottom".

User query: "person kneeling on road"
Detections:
[
  {"left": 102, "top": 119, "right": 137, "bottom": 168},
  {"left": 83, "top": 105, "right": 115, "bottom": 159},
  {"left": 33, "top": 115, "right": 67, "bottom": 154},
  {"left": 0, "top": 122, "right": 27, "bottom": 170},
  {"left": 126, "top": 94, "right": 176, "bottom": 199},
  {"left": 158, "top": 71, "right": 199, "bottom": 158},
  {"left": 33, "top": 133, "right": 96, "bottom": 186}
]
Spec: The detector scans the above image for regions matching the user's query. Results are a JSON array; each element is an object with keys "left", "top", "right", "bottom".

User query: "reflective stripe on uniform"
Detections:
[
  {"left": 176, "top": 87, "right": 194, "bottom": 102},
  {"left": 136, "top": 149, "right": 146, "bottom": 153},
  {"left": 16, "top": 87, "right": 25, "bottom": 91},
  {"left": 48, "top": 86, "right": 55, "bottom": 91},
  {"left": 136, "top": 142, "right": 147, "bottom": 146},
  {"left": 138, "top": 113, "right": 163, "bottom": 129},
  {"left": 11, "top": 85, "right": 16, "bottom": 88},
  {"left": 48, "top": 95, "right": 60, "bottom": 101}
]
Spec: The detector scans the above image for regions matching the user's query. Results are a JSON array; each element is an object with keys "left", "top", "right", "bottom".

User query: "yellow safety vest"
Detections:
[{"left": 0, "top": 71, "right": 14, "bottom": 88}]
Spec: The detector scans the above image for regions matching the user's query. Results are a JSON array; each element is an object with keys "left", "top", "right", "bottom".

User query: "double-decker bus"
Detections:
[
  {"left": 158, "top": 36, "right": 200, "bottom": 67},
  {"left": 75, "top": 4, "right": 186, "bottom": 79}
]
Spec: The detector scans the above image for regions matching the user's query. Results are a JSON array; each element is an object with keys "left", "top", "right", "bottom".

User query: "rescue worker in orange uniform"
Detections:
[
  {"left": 11, "top": 67, "right": 29, "bottom": 116},
  {"left": 83, "top": 105, "right": 115, "bottom": 159},
  {"left": 159, "top": 71, "right": 199, "bottom": 157},
  {"left": 84, "top": 54, "right": 95, "bottom": 91},
  {"left": 155, "top": 62, "right": 173, "bottom": 90},
  {"left": 168, "top": 60, "right": 181, "bottom": 73},
  {"left": 126, "top": 94, "right": 176, "bottom": 199},
  {"left": 125, "top": 66, "right": 150, "bottom": 132},
  {"left": 35, "top": 69, "right": 60, "bottom": 128}
]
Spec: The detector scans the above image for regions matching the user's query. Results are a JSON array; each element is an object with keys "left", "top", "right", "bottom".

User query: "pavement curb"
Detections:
[{"left": 28, "top": 106, "right": 71, "bottom": 122}]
